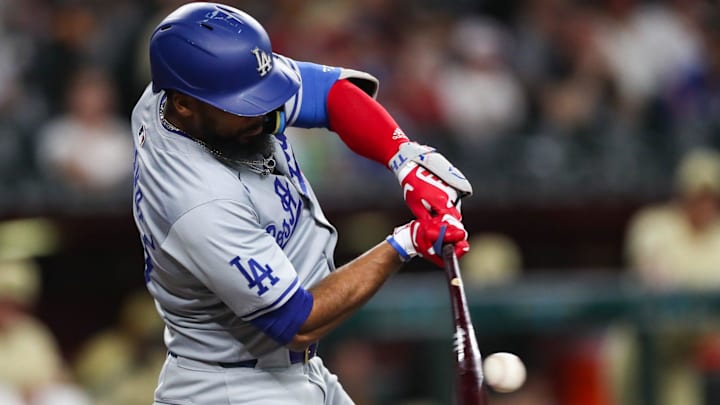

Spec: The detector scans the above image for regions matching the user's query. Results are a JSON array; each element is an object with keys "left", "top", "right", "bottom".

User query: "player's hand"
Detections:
[
  {"left": 386, "top": 215, "right": 470, "bottom": 267},
  {"left": 388, "top": 142, "right": 472, "bottom": 220},
  {"left": 400, "top": 162, "right": 462, "bottom": 220}
]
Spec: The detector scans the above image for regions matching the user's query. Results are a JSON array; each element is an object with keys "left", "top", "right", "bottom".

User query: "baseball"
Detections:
[{"left": 482, "top": 352, "right": 526, "bottom": 393}]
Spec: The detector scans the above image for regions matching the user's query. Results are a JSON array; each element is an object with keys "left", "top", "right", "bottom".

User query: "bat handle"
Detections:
[
  {"left": 442, "top": 244, "right": 461, "bottom": 280},
  {"left": 442, "top": 243, "right": 456, "bottom": 265}
]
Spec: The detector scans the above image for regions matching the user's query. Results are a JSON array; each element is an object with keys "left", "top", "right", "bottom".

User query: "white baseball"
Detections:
[{"left": 482, "top": 352, "right": 526, "bottom": 393}]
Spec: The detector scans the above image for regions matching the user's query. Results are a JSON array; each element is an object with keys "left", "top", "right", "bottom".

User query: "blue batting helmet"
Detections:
[{"left": 149, "top": 2, "right": 300, "bottom": 116}]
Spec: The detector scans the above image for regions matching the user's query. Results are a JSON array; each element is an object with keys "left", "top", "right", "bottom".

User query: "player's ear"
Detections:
[{"left": 170, "top": 91, "right": 195, "bottom": 118}]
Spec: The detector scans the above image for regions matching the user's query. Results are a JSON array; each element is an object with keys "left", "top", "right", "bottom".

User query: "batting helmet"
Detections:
[{"left": 149, "top": 2, "right": 300, "bottom": 116}]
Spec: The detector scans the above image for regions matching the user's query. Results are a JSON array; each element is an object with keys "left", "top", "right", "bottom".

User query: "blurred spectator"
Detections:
[
  {"left": 30, "top": 384, "right": 91, "bottom": 405},
  {"left": 381, "top": 18, "right": 447, "bottom": 142},
  {"left": 626, "top": 148, "right": 720, "bottom": 288},
  {"left": 0, "top": 383, "right": 24, "bottom": 405},
  {"left": 460, "top": 232, "right": 522, "bottom": 287},
  {"left": 0, "top": 258, "right": 90, "bottom": 404},
  {"left": 537, "top": 4, "right": 617, "bottom": 137},
  {"left": 0, "top": 218, "right": 60, "bottom": 261},
  {"left": 0, "top": 0, "right": 50, "bottom": 198},
  {"left": 35, "top": 66, "right": 132, "bottom": 198},
  {"left": 0, "top": 256, "right": 58, "bottom": 396},
  {"left": 594, "top": 0, "right": 702, "bottom": 123},
  {"left": 26, "top": 1, "right": 98, "bottom": 115},
  {"left": 86, "top": 0, "right": 153, "bottom": 115},
  {"left": 0, "top": 0, "right": 717, "bottom": 210},
  {"left": 2, "top": 0, "right": 718, "bottom": 209},
  {"left": 72, "top": 289, "right": 165, "bottom": 405},
  {"left": 435, "top": 16, "right": 527, "bottom": 143},
  {"left": 620, "top": 148, "right": 720, "bottom": 405},
  {"left": 662, "top": 6, "right": 720, "bottom": 147}
]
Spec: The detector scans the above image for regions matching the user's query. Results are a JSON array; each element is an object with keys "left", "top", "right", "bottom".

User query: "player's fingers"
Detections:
[
  {"left": 439, "top": 214, "right": 467, "bottom": 240},
  {"left": 454, "top": 240, "right": 470, "bottom": 260},
  {"left": 439, "top": 205, "right": 462, "bottom": 221},
  {"left": 427, "top": 254, "right": 444, "bottom": 268},
  {"left": 424, "top": 195, "right": 461, "bottom": 216},
  {"left": 426, "top": 240, "right": 468, "bottom": 268},
  {"left": 422, "top": 218, "right": 442, "bottom": 241},
  {"left": 411, "top": 205, "right": 432, "bottom": 221},
  {"left": 430, "top": 207, "right": 461, "bottom": 223},
  {"left": 443, "top": 225, "right": 466, "bottom": 243}
]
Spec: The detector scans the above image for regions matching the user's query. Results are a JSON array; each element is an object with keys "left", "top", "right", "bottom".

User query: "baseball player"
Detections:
[{"left": 131, "top": 3, "right": 472, "bottom": 404}]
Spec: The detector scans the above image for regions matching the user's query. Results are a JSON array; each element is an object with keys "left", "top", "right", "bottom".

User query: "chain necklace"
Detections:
[{"left": 160, "top": 97, "right": 276, "bottom": 176}]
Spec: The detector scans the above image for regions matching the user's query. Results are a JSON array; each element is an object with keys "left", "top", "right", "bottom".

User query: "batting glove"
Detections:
[
  {"left": 386, "top": 215, "right": 470, "bottom": 267},
  {"left": 388, "top": 142, "right": 473, "bottom": 221},
  {"left": 399, "top": 162, "right": 463, "bottom": 220}
]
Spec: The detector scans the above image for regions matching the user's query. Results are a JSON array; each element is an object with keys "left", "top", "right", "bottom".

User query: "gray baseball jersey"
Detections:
[{"left": 130, "top": 55, "right": 378, "bottom": 368}]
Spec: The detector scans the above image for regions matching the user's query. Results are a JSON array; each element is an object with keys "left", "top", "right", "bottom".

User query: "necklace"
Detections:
[{"left": 159, "top": 97, "right": 276, "bottom": 176}]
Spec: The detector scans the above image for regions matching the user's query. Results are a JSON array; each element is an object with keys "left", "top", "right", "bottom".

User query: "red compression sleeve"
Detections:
[{"left": 327, "top": 79, "right": 409, "bottom": 166}]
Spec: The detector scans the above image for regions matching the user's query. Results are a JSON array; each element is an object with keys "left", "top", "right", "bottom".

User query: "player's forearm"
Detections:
[
  {"left": 288, "top": 241, "right": 402, "bottom": 349},
  {"left": 327, "top": 79, "right": 408, "bottom": 166}
]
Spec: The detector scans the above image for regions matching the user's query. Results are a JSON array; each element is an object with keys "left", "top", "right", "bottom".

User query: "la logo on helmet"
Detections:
[{"left": 251, "top": 47, "right": 273, "bottom": 77}]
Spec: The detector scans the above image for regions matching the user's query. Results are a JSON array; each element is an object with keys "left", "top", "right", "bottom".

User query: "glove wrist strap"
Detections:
[
  {"left": 386, "top": 224, "right": 417, "bottom": 262},
  {"left": 386, "top": 235, "right": 412, "bottom": 262}
]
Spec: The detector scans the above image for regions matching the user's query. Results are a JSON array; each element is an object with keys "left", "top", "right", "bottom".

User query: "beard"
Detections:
[{"left": 199, "top": 121, "right": 275, "bottom": 161}]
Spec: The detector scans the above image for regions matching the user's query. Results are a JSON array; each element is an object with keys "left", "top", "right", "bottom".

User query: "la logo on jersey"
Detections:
[{"left": 251, "top": 47, "right": 273, "bottom": 77}]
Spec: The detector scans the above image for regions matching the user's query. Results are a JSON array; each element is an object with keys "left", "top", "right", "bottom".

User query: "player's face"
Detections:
[{"left": 193, "top": 102, "right": 274, "bottom": 159}]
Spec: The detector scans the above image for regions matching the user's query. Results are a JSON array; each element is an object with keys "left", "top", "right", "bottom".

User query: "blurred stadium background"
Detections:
[{"left": 1, "top": 0, "right": 720, "bottom": 404}]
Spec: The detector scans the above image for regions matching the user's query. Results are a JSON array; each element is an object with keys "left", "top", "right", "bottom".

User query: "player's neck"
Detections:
[{"left": 162, "top": 105, "right": 192, "bottom": 136}]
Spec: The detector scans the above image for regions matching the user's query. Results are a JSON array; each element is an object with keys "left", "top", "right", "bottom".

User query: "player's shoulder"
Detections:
[
  {"left": 131, "top": 85, "right": 164, "bottom": 144},
  {"left": 131, "top": 84, "right": 157, "bottom": 123},
  {"left": 277, "top": 54, "right": 380, "bottom": 128},
  {"left": 277, "top": 54, "right": 379, "bottom": 98}
]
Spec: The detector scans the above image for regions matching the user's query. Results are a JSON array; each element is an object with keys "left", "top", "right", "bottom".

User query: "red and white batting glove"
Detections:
[
  {"left": 386, "top": 215, "right": 470, "bottom": 267},
  {"left": 388, "top": 142, "right": 473, "bottom": 221},
  {"left": 399, "top": 162, "right": 462, "bottom": 220}
]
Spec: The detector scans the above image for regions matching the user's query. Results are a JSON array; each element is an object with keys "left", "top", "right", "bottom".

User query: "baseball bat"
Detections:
[{"left": 442, "top": 244, "right": 489, "bottom": 405}]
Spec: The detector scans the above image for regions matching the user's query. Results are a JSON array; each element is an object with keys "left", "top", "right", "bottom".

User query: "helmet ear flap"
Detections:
[{"left": 263, "top": 109, "right": 286, "bottom": 135}]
